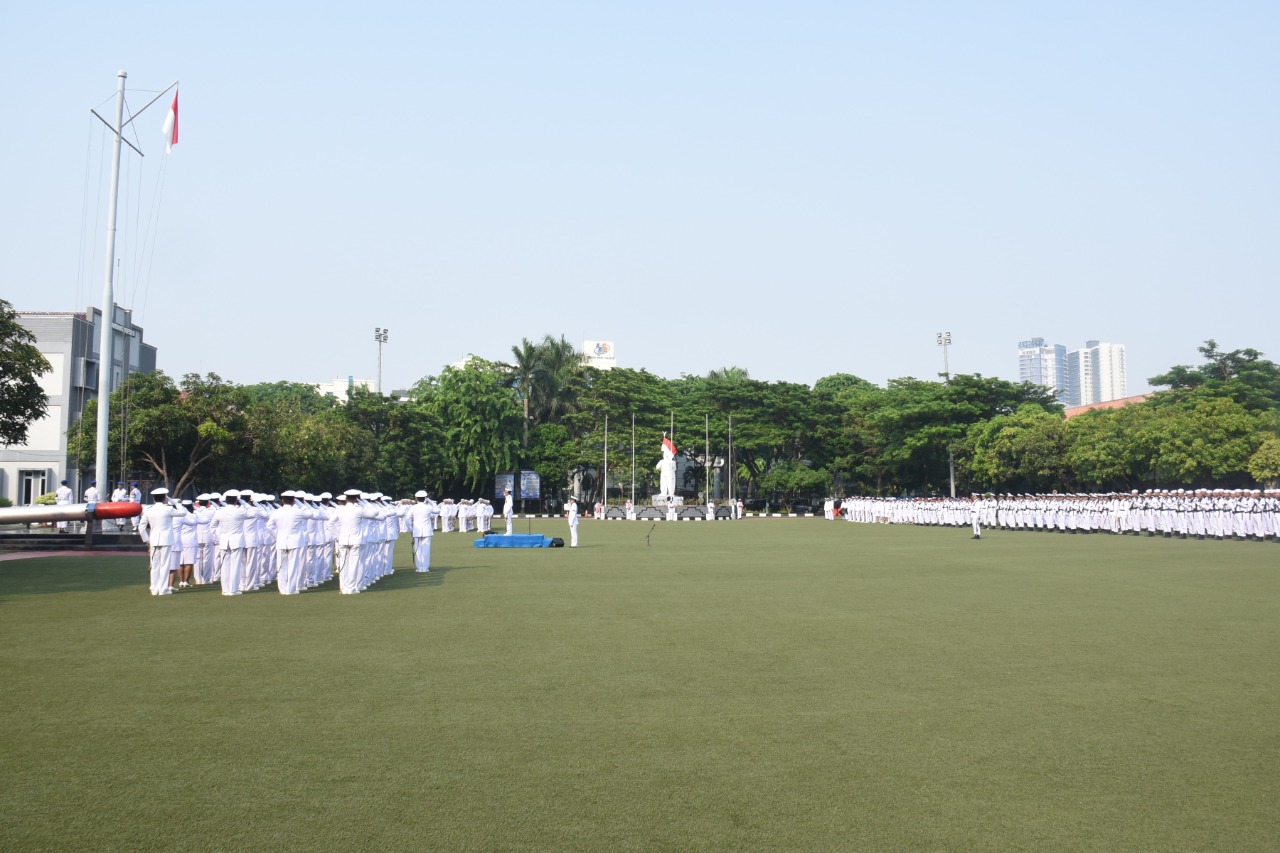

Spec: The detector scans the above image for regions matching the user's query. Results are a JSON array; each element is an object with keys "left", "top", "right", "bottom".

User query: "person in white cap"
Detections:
[
  {"left": 210, "top": 490, "right": 250, "bottom": 595},
  {"left": 334, "top": 489, "right": 378, "bottom": 594},
  {"left": 175, "top": 500, "right": 198, "bottom": 587},
  {"left": 502, "top": 487, "right": 515, "bottom": 535},
  {"left": 409, "top": 491, "right": 437, "bottom": 572},
  {"left": 267, "top": 491, "right": 317, "bottom": 595},
  {"left": 192, "top": 495, "right": 215, "bottom": 584},
  {"left": 55, "top": 479, "right": 73, "bottom": 531},
  {"left": 566, "top": 495, "right": 579, "bottom": 547},
  {"left": 137, "top": 488, "right": 186, "bottom": 595}
]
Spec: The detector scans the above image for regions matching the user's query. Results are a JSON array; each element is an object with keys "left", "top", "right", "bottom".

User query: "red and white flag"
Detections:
[
  {"left": 161, "top": 91, "right": 179, "bottom": 154},
  {"left": 663, "top": 435, "right": 677, "bottom": 456}
]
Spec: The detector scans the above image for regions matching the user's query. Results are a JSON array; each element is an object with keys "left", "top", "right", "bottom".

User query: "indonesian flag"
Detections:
[
  {"left": 663, "top": 435, "right": 677, "bottom": 456},
  {"left": 161, "top": 91, "right": 179, "bottom": 154}
]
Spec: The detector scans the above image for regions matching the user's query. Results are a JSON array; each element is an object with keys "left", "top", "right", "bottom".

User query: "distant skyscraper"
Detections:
[
  {"left": 1017, "top": 337, "right": 1067, "bottom": 399},
  {"left": 1064, "top": 340, "right": 1126, "bottom": 407}
]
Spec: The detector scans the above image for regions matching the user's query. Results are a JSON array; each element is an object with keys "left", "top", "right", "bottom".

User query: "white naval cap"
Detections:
[
  {"left": 196, "top": 493, "right": 210, "bottom": 501},
  {"left": 319, "top": 492, "right": 332, "bottom": 500},
  {"left": 223, "top": 489, "right": 240, "bottom": 498},
  {"left": 150, "top": 487, "right": 169, "bottom": 496},
  {"left": 280, "top": 489, "right": 296, "bottom": 498},
  {"left": 344, "top": 488, "right": 362, "bottom": 497},
  {"left": 208, "top": 492, "right": 223, "bottom": 501},
  {"left": 415, "top": 490, "right": 428, "bottom": 498}
]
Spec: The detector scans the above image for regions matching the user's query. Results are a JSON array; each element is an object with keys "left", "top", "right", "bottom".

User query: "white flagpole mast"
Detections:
[
  {"left": 603, "top": 415, "right": 608, "bottom": 507},
  {"left": 94, "top": 70, "right": 128, "bottom": 492},
  {"left": 630, "top": 412, "right": 635, "bottom": 506}
]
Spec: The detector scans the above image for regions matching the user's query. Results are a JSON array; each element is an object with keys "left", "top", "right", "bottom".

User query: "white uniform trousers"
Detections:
[
  {"left": 148, "top": 545, "right": 176, "bottom": 595},
  {"left": 413, "top": 536, "right": 432, "bottom": 572},
  {"left": 220, "top": 549, "right": 246, "bottom": 595},
  {"left": 276, "top": 547, "right": 303, "bottom": 594},
  {"left": 337, "top": 544, "right": 362, "bottom": 593}
]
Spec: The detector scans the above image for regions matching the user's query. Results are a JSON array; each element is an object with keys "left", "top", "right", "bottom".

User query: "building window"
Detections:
[{"left": 19, "top": 470, "right": 48, "bottom": 506}]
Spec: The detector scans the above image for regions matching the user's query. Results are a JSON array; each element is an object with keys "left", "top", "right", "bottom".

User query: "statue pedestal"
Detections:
[{"left": 649, "top": 495, "right": 683, "bottom": 507}]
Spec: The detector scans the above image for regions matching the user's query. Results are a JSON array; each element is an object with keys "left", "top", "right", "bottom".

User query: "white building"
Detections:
[
  {"left": 1017, "top": 337, "right": 1067, "bottom": 399},
  {"left": 0, "top": 306, "right": 156, "bottom": 506},
  {"left": 314, "top": 376, "right": 376, "bottom": 404},
  {"left": 1065, "top": 340, "right": 1127, "bottom": 407}
]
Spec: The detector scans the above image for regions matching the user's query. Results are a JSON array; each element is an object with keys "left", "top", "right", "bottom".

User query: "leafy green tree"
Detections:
[
  {"left": 1062, "top": 407, "right": 1146, "bottom": 491},
  {"left": 864, "top": 374, "right": 1060, "bottom": 495},
  {"left": 1132, "top": 397, "right": 1273, "bottom": 487},
  {"left": 1149, "top": 340, "right": 1280, "bottom": 412},
  {"left": 965, "top": 404, "right": 1070, "bottom": 493},
  {"left": 242, "top": 381, "right": 340, "bottom": 414},
  {"left": 1247, "top": 435, "right": 1280, "bottom": 487},
  {"left": 67, "top": 371, "right": 248, "bottom": 495},
  {"left": 0, "top": 298, "right": 52, "bottom": 446},
  {"left": 413, "top": 360, "right": 521, "bottom": 493}
]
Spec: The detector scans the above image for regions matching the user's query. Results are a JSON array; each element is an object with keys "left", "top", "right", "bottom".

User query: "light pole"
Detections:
[
  {"left": 936, "top": 331, "right": 956, "bottom": 498},
  {"left": 374, "top": 327, "right": 389, "bottom": 394}
]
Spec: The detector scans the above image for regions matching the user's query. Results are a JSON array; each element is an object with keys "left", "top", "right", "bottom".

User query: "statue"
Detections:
[{"left": 655, "top": 433, "right": 677, "bottom": 501}]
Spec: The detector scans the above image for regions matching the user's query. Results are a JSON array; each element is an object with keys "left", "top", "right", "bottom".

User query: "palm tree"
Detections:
[
  {"left": 507, "top": 338, "right": 540, "bottom": 448},
  {"left": 533, "top": 334, "right": 585, "bottom": 424}
]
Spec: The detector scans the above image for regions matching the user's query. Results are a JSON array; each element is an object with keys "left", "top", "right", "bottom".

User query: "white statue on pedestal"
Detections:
[{"left": 655, "top": 433, "right": 677, "bottom": 501}]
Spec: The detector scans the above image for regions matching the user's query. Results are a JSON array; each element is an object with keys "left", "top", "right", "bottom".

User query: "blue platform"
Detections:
[{"left": 473, "top": 533, "right": 555, "bottom": 548}]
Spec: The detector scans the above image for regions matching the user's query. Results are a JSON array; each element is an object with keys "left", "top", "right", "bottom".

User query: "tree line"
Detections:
[{"left": 60, "top": 336, "right": 1280, "bottom": 504}]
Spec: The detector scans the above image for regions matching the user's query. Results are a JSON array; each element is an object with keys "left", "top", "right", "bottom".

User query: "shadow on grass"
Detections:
[
  {"left": 0, "top": 554, "right": 146, "bottom": 600},
  {"left": 363, "top": 563, "right": 461, "bottom": 593},
  {"left": 0, "top": 556, "right": 466, "bottom": 602}
]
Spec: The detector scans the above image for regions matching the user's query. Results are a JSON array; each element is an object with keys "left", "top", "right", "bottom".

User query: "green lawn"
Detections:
[{"left": 2, "top": 520, "right": 1277, "bottom": 851}]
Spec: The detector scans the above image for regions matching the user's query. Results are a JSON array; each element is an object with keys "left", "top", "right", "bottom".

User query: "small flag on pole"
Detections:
[
  {"left": 663, "top": 435, "right": 677, "bottom": 456},
  {"left": 161, "top": 91, "right": 179, "bottom": 154}
]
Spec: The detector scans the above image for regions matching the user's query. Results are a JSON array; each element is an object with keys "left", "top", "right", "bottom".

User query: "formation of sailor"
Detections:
[{"left": 837, "top": 489, "right": 1280, "bottom": 541}]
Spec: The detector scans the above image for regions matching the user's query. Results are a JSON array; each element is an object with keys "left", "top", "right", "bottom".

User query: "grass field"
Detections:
[{"left": 2, "top": 519, "right": 1278, "bottom": 851}]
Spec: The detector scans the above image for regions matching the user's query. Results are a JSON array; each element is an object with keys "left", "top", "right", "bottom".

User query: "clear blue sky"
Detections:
[{"left": 3, "top": 1, "right": 1277, "bottom": 394}]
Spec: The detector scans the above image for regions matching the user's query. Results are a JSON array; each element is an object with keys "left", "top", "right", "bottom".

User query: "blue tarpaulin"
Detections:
[{"left": 472, "top": 534, "right": 555, "bottom": 548}]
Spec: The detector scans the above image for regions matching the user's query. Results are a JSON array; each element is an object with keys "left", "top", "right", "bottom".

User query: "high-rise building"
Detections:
[
  {"left": 1064, "top": 340, "right": 1126, "bottom": 407},
  {"left": 0, "top": 305, "right": 156, "bottom": 506},
  {"left": 1017, "top": 337, "right": 1067, "bottom": 398}
]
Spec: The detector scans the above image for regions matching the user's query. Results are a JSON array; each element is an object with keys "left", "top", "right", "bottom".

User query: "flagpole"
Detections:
[
  {"left": 630, "top": 412, "right": 635, "bottom": 506},
  {"left": 705, "top": 413, "right": 710, "bottom": 502},
  {"left": 94, "top": 70, "right": 128, "bottom": 492},
  {"left": 603, "top": 414, "right": 608, "bottom": 507}
]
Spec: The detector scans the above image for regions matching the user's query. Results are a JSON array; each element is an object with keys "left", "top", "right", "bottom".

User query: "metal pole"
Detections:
[
  {"left": 630, "top": 412, "right": 635, "bottom": 506},
  {"left": 937, "top": 331, "right": 956, "bottom": 498},
  {"left": 603, "top": 414, "right": 608, "bottom": 507},
  {"left": 94, "top": 70, "right": 128, "bottom": 490}
]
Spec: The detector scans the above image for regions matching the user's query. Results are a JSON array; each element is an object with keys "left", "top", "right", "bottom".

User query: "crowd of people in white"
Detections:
[
  {"left": 830, "top": 490, "right": 1280, "bottom": 541},
  {"left": 136, "top": 488, "right": 520, "bottom": 597}
]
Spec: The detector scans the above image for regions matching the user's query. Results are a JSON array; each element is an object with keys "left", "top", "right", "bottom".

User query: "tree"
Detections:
[
  {"left": 66, "top": 371, "right": 249, "bottom": 495},
  {"left": 965, "top": 404, "right": 1069, "bottom": 493},
  {"left": 1132, "top": 397, "right": 1273, "bottom": 487},
  {"left": 1149, "top": 340, "right": 1280, "bottom": 412},
  {"left": 1247, "top": 435, "right": 1280, "bottom": 487},
  {"left": 413, "top": 359, "right": 522, "bottom": 493},
  {"left": 0, "top": 298, "right": 52, "bottom": 446}
]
